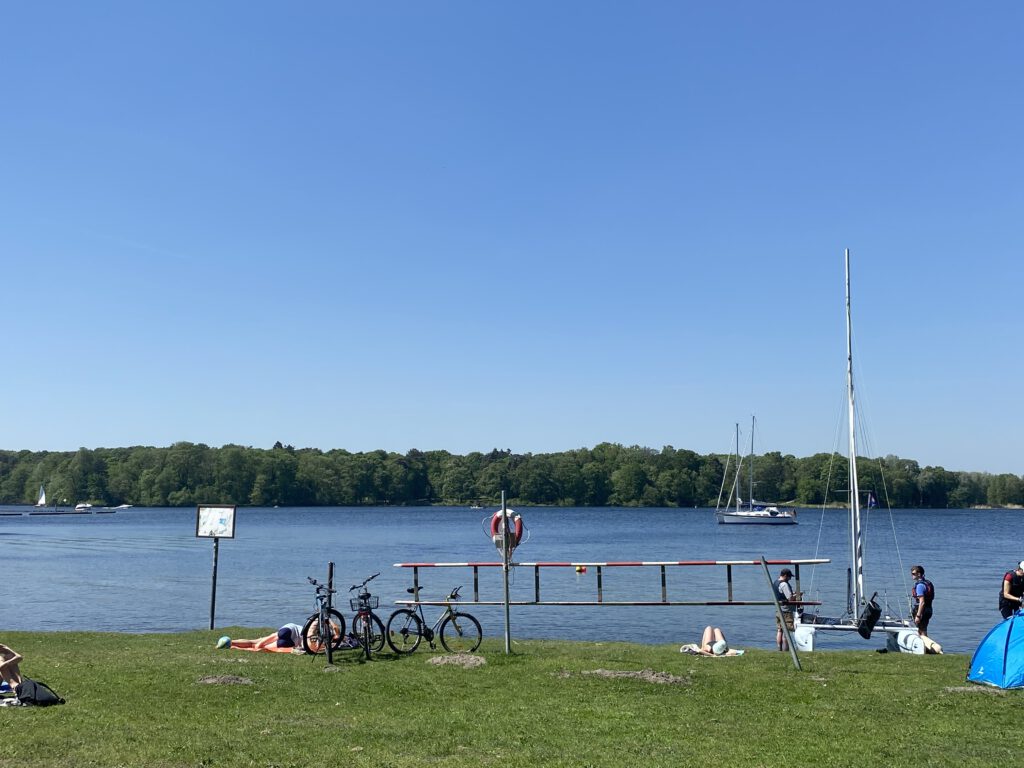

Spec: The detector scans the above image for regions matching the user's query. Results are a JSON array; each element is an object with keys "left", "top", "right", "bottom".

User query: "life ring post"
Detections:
[{"left": 500, "top": 491, "right": 512, "bottom": 655}]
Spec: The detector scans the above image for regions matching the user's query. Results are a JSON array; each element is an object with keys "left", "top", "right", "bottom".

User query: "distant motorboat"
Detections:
[
  {"left": 111, "top": 504, "right": 133, "bottom": 510},
  {"left": 75, "top": 503, "right": 93, "bottom": 512}
]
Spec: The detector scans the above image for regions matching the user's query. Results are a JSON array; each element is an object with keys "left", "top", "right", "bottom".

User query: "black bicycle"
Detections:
[
  {"left": 301, "top": 577, "right": 346, "bottom": 664},
  {"left": 386, "top": 585, "right": 482, "bottom": 654},
  {"left": 349, "top": 573, "right": 386, "bottom": 660}
]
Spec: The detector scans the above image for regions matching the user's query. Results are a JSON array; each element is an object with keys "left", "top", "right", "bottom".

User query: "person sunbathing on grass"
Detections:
[
  {"left": 679, "top": 626, "right": 745, "bottom": 656},
  {"left": 217, "top": 623, "right": 304, "bottom": 653},
  {"left": 0, "top": 643, "right": 24, "bottom": 689}
]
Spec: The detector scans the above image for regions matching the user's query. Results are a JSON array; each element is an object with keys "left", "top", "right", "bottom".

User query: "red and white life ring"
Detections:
[{"left": 490, "top": 510, "right": 523, "bottom": 549}]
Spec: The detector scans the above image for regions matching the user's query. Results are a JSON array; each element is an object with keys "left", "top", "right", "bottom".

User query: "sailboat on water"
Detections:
[
  {"left": 714, "top": 417, "right": 797, "bottom": 525},
  {"left": 793, "top": 249, "right": 923, "bottom": 653},
  {"left": 35, "top": 485, "right": 46, "bottom": 507}
]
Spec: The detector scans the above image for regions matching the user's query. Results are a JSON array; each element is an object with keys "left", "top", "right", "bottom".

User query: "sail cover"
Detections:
[{"left": 968, "top": 612, "right": 1024, "bottom": 689}]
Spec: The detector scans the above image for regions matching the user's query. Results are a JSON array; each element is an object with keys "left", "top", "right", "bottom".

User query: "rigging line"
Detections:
[
  {"left": 875, "top": 459, "right": 913, "bottom": 616},
  {"left": 849, "top": 349, "right": 911, "bottom": 614},
  {"left": 806, "top": 381, "right": 850, "bottom": 600}
]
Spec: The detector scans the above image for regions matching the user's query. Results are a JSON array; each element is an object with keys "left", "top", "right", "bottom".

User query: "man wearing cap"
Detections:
[
  {"left": 998, "top": 561, "right": 1024, "bottom": 619},
  {"left": 774, "top": 568, "right": 796, "bottom": 651}
]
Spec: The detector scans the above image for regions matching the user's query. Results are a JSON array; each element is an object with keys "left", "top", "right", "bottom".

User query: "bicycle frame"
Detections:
[{"left": 408, "top": 587, "right": 460, "bottom": 647}]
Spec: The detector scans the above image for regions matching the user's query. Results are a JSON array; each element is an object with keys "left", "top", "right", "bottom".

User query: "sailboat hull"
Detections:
[{"left": 715, "top": 509, "right": 797, "bottom": 525}]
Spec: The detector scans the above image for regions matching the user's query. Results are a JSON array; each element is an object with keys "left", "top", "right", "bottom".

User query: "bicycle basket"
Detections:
[{"left": 350, "top": 595, "right": 379, "bottom": 610}]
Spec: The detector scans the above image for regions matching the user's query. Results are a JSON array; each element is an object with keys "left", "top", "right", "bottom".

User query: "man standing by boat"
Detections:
[
  {"left": 774, "top": 568, "right": 796, "bottom": 651},
  {"left": 998, "top": 561, "right": 1024, "bottom": 619},
  {"left": 910, "top": 565, "right": 934, "bottom": 637}
]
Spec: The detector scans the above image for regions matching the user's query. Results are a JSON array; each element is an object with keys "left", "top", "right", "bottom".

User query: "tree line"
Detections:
[{"left": 1, "top": 442, "right": 1021, "bottom": 509}]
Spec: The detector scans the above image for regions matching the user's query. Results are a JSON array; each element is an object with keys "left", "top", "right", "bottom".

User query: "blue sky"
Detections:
[{"left": 1, "top": 3, "right": 1021, "bottom": 474}]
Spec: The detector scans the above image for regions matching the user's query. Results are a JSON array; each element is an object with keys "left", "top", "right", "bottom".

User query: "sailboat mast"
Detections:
[
  {"left": 845, "top": 248, "right": 865, "bottom": 609},
  {"left": 734, "top": 423, "right": 740, "bottom": 513},
  {"left": 749, "top": 415, "right": 755, "bottom": 512}
]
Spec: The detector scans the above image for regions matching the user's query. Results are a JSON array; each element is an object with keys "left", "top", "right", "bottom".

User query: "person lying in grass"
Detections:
[
  {"left": 217, "top": 623, "right": 304, "bottom": 653},
  {"left": 679, "top": 626, "right": 745, "bottom": 657},
  {"left": 0, "top": 643, "right": 24, "bottom": 689}
]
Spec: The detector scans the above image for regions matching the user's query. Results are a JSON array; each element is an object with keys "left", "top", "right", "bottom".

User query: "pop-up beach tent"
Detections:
[{"left": 968, "top": 612, "right": 1024, "bottom": 689}]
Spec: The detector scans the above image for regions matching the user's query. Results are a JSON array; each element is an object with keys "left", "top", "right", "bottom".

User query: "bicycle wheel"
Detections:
[
  {"left": 439, "top": 612, "right": 482, "bottom": 653},
  {"left": 352, "top": 613, "right": 386, "bottom": 654},
  {"left": 386, "top": 609, "right": 424, "bottom": 654},
  {"left": 302, "top": 609, "right": 346, "bottom": 655}
]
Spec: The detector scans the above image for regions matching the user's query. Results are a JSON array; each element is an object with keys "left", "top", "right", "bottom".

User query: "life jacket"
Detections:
[
  {"left": 774, "top": 578, "right": 794, "bottom": 610},
  {"left": 999, "top": 571, "right": 1024, "bottom": 605},
  {"left": 913, "top": 577, "right": 934, "bottom": 606}
]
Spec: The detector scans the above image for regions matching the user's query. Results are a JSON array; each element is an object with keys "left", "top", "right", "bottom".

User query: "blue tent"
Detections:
[{"left": 968, "top": 612, "right": 1024, "bottom": 688}]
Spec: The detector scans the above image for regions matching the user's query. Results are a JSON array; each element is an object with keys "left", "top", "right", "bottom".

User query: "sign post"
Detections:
[{"left": 196, "top": 505, "right": 237, "bottom": 630}]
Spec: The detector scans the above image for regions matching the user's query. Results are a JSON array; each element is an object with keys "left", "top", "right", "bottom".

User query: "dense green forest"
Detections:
[{"left": 1, "top": 442, "right": 1021, "bottom": 509}]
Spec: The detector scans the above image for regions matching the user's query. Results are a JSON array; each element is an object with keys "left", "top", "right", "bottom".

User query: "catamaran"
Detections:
[
  {"left": 792, "top": 249, "right": 923, "bottom": 653},
  {"left": 714, "top": 417, "right": 797, "bottom": 525}
]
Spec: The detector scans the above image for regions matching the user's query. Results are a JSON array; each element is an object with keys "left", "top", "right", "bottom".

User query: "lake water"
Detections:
[{"left": 2, "top": 505, "right": 1019, "bottom": 654}]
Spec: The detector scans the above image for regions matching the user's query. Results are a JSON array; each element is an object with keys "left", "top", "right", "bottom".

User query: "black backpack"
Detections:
[{"left": 16, "top": 678, "right": 65, "bottom": 706}]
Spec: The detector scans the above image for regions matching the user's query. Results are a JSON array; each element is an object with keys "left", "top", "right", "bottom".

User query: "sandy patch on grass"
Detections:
[
  {"left": 944, "top": 685, "right": 1005, "bottom": 695},
  {"left": 427, "top": 653, "right": 486, "bottom": 669},
  {"left": 198, "top": 675, "right": 254, "bottom": 685},
  {"left": 558, "top": 668, "right": 690, "bottom": 685}
]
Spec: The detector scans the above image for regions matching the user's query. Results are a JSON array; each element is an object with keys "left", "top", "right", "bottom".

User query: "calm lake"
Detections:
[{"left": 3, "top": 505, "right": 1018, "bottom": 654}]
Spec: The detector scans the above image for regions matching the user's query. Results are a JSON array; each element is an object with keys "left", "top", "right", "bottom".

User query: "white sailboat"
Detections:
[
  {"left": 793, "top": 249, "right": 922, "bottom": 653},
  {"left": 35, "top": 485, "right": 46, "bottom": 507},
  {"left": 714, "top": 417, "right": 797, "bottom": 525}
]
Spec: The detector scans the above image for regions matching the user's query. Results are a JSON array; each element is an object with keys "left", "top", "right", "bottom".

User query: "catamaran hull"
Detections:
[{"left": 793, "top": 619, "right": 919, "bottom": 653}]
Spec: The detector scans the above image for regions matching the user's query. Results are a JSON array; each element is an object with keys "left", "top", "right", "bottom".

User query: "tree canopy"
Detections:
[{"left": 1, "top": 443, "right": 1019, "bottom": 509}]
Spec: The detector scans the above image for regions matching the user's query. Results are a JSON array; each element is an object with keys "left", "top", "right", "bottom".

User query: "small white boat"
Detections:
[
  {"left": 74, "top": 503, "right": 93, "bottom": 511},
  {"left": 35, "top": 485, "right": 46, "bottom": 507}
]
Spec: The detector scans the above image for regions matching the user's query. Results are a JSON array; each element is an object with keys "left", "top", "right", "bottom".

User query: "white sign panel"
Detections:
[{"left": 196, "top": 505, "right": 236, "bottom": 539}]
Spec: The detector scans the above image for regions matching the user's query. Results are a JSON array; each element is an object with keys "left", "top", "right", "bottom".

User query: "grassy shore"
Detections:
[{"left": 1, "top": 630, "right": 1020, "bottom": 767}]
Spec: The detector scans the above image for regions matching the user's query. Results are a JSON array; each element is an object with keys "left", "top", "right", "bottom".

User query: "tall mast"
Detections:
[
  {"left": 734, "top": 423, "right": 740, "bottom": 513},
  {"left": 845, "top": 248, "right": 864, "bottom": 609},
  {"left": 749, "top": 415, "right": 755, "bottom": 511}
]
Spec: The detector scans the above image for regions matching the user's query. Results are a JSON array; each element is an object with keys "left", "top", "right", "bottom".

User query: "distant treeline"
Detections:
[{"left": 1, "top": 442, "right": 1021, "bottom": 509}]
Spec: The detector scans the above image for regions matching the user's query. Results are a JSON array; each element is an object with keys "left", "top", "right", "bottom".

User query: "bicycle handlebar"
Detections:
[
  {"left": 349, "top": 572, "right": 380, "bottom": 591},
  {"left": 307, "top": 576, "right": 336, "bottom": 594}
]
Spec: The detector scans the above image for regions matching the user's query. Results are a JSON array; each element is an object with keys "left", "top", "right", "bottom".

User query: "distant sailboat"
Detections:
[
  {"left": 35, "top": 485, "right": 46, "bottom": 507},
  {"left": 714, "top": 418, "right": 797, "bottom": 525}
]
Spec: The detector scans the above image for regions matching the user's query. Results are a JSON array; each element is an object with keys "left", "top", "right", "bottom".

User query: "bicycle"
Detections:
[
  {"left": 385, "top": 585, "right": 483, "bottom": 654},
  {"left": 301, "top": 577, "right": 346, "bottom": 664},
  {"left": 349, "top": 572, "right": 386, "bottom": 660}
]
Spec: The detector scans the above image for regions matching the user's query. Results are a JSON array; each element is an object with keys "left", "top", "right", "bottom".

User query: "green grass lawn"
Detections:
[{"left": 1, "top": 630, "right": 1020, "bottom": 767}]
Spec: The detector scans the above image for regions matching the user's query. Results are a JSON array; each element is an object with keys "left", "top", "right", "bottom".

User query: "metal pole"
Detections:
[
  {"left": 209, "top": 537, "right": 220, "bottom": 630},
  {"left": 327, "top": 561, "right": 334, "bottom": 609},
  {"left": 760, "top": 556, "right": 801, "bottom": 671},
  {"left": 501, "top": 491, "right": 512, "bottom": 654}
]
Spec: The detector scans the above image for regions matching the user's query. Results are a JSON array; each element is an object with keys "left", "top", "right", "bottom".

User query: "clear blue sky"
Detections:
[{"left": 2, "top": 3, "right": 1021, "bottom": 474}]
